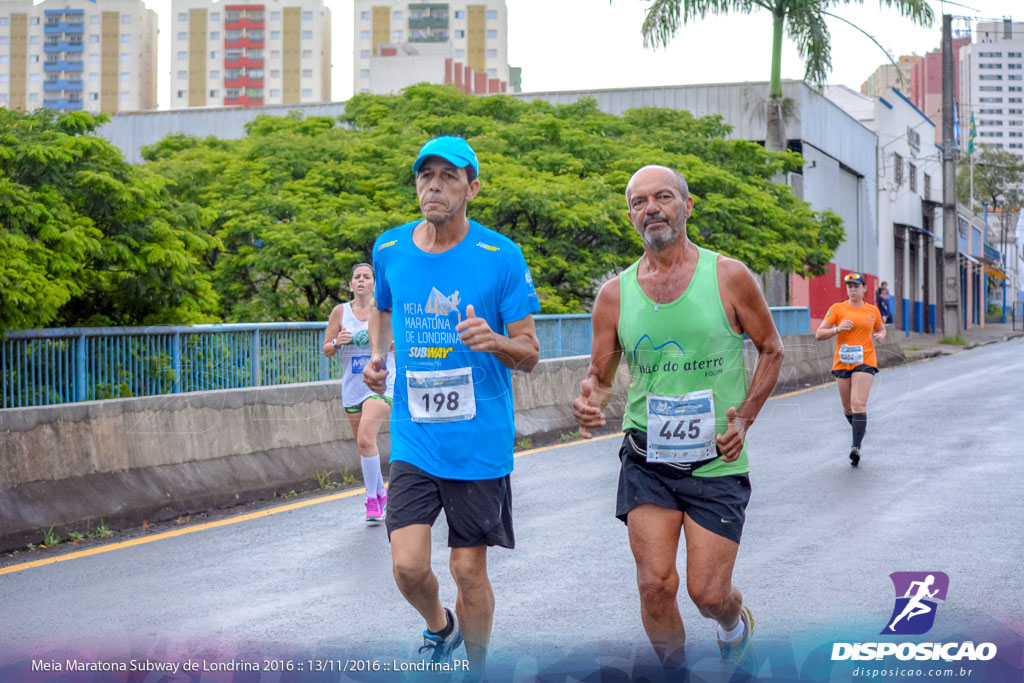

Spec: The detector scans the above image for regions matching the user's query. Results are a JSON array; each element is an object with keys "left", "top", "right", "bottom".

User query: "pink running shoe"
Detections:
[
  {"left": 377, "top": 490, "right": 388, "bottom": 517},
  {"left": 365, "top": 496, "right": 382, "bottom": 524}
]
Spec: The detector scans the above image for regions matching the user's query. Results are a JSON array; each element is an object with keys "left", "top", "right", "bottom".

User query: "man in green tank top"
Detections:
[{"left": 572, "top": 165, "right": 783, "bottom": 671}]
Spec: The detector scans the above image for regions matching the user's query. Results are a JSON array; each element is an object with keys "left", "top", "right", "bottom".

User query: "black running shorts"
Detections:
[
  {"left": 385, "top": 460, "right": 515, "bottom": 549},
  {"left": 615, "top": 432, "right": 751, "bottom": 544},
  {"left": 832, "top": 364, "right": 878, "bottom": 379}
]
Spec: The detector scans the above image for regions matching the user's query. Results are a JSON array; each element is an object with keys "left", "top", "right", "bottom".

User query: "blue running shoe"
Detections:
[{"left": 418, "top": 608, "right": 463, "bottom": 663}]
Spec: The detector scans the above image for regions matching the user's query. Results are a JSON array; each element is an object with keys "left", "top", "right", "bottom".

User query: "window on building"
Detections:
[
  {"left": 121, "top": 53, "right": 131, "bottom": 62},
  {"left": 177, "top": 89, "right": 185, "bottom": 98},
  {"left": 271, "top": 11, "right": 281, "bottom": 21},
  {"left": 302, "top": 49, "right": 312, "bottom": 58},
  {"left": 979, "top": 75, "right": 1003, "bottom": 80},
  {"left": 210, "top": 50, "right": 218, "bottom": 59},
  {"left": 210, "top": 12, "right": 220, "bottom": 21},
  {"left": 486, "top": 29, "right": 497, "bottom": 38},
  {"left": 266, "top": 69, "right": 278, "bottom": 78},
  {"left": 486, "top": 49, "right": 497, "bottom": 57},
  {"left": 90, "top": 15, "right": 100, "bottom": 24},
  {"left": 454, "top": 29, "right": 465, "bottom": 38},
  {"left": 89, "top": 54, "right": 99, "bottom": 62},
  {"left": 893, "top": 153, "right": 904, "bottom": 185},
  {"left": 90, "top": 34, "right": 100, "bottom": 43},
  {"left": 210, "top": 70, "right": 220, "bottom": 79},
  {"left": 177, "top": 70, "right": 187, "bottom": 79},
  {"left": 1009, "top": 52, "right": 1023, "bottom": 58},
  {"left": 360, "top": 69, "right": 370, "bottom": 78},
  {"left": 121, "top": 14, "right": 131, "bottom": 24},
  {"left": 979, "top": 63, "right": 1002, "bottom": 69},
  {"left": 178, "top": 12, "right": 188, "bottom": 22},
  {"left": 226, "top": 88, "right": 239, "bottom": 98},
  {"left": 980, "top": 97, "right": 1003, "bottom": 102},
  {"left": 30, "top": 54, "right": 39, "bottom": 62},
  {"left": 302, "top": 88, "right": 312, "bottom": 97},
  {"left": 360, "top": 30, "right": 370, "bottom": 39},
  {"left": 924, "top": 173, "right": 931, "bottom": 198},
  {"left": 0, "top": 94, "right": 7, "bottom": 105},
  {"left": 394, "top": 11, "right": 404, "bottom": 20},
  {"left": 1009, "top": 63, "right": 1022, "bottom": 69},
  {"left": 1012, "top": 97, "right": 1024, "bottom": 103},
  {"left": 29, "top": 73, "right": 39, "bottom": 82},
  {"left": 270, "top": 30, "right": 281, "bottom": 39},
  {"left": 29, "top": 93, "right": 39, "bottom": 102},
  {"left": 270, "top": 88, "right": 281, "bottom": 97},
  {"left": 303, "top": 11, "right": 313, "bottom": 20},
  {"left": 360, "top": 11, "right": 370, "bottom": 20},
  {"left": 269, "top": 49, "right": 279, "bottom": 58},
  {"left": 120, "top": 72, "right": 130, "bottom": 81},
  {"left": 0, "top": 17, "right": 8, "bottom": 26},
  {"left": 29, "top": 35, "right": 40, "bottom": 45},
  {"left": 0, "top": 74, "right": 7, "bottom": 83},
  {"left": 360, "top": 49, "right": 371, "bottom": 58},
  {"left": 980, "top": 108, "right": 1004, "bottom": 114},
  {"left": 121, "top": 33, "right": 130, "bottom": 43},
  {"left": 1011, "top": 86, "right": 1024, "bottom": 92},
  {"left": 1010, "top": 108, "right": 1023, "bottom": 114},
  {"left": 0, "top": 37, "right": 8, "bottom": 46},
  {"left": 454, "top": 49, "right": 465, "bottom": 58},
  {"left": 979, "top": 86, "right": 1003, "bottom": 91},
  {"left": 178, "top": 32, "right": 187, "bottom": 41},
  {"left": 908, "top": 163, "right": 917, "bottom": 193},
  {"left": 177, "top": 50, "right": 187, "bottom": 61},
  {"left": 210, "top": 31, "right": 220, "bottom": 40},
  {"left": 302, "top": 69, "right": 312, "bottom": 78},
  {"left": 392, "top": 30, "right": 403, "bottom": 40},
  {"left": 120, "top": 92, "right": 130, "bottom": 102},
  {"left": 0, "top": 56, "right": 7, "bottom": 64},
  {"left": 487, "top": 10, "right": 498, "bottom": 18},
  {"left": 209, "top": 89, "right": 218, "bottom": 97},
  {"left": 1010, "top": 75, "right": 1024, "bottom": 81},
  {"left": 301, "top": 30, "right": 312, "bottom": 39},
  {"left": 487, "top": 68, "right": 497, "bottom": 77}
]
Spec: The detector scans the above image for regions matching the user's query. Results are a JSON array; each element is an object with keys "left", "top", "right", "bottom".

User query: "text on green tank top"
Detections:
[{"left": 618, "top": 246, "right": 750, "bottom": 477}]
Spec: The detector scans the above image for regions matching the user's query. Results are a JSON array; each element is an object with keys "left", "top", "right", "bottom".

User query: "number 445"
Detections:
[{"left": 659, "top": 420, "right": 701, "bottom": 440}]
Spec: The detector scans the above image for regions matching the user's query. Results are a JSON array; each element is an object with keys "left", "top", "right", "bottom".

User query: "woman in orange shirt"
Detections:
[{"left": 815, "top": 273, "right": 886, "bottom": 466}]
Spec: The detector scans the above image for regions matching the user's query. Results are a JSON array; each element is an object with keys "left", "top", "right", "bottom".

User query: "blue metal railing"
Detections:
[{"left": 1, "top": 309, "right": 809, "bottom": 409}]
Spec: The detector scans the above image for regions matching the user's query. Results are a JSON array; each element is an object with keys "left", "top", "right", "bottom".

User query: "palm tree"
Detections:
[{"left": 638, "top": 0, "right": 934, "bottom": 152}]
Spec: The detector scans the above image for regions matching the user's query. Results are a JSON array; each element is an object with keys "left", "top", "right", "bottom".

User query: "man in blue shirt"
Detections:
[{"left": 364, "top": 136, "right": 540, "bottom": 675}]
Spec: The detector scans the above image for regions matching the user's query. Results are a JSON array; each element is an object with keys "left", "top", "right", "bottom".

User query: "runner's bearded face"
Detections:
[
  {"left": 626, "top": 171, "right": 691, "bottom": 252},
  {"left": 415, "top": 157, "right": 473, "bottom": 225}
]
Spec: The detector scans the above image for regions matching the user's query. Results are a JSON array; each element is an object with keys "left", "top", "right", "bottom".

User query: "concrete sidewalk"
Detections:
[{"left": 891, "top": 320, "right": 1024, "bottom": 361}]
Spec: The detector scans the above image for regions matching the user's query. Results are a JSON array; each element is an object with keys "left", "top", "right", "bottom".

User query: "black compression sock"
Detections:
[
  {"left": 429, "top": 608, "right": 454, "bottom": 638},
  {"left": 852, "top": 413, "right": 867, "bottom": 448},
  {"left": 845, "top": 414, "right": 854, "bottom": 426}
]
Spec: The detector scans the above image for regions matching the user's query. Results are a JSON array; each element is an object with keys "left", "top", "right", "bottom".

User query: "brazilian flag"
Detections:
[{"left": 968, "top": 113, "right": 976, "bottom": 155}]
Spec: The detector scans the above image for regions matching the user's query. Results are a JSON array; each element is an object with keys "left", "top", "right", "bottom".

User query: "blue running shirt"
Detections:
[{"left": 373, "top": 220, "right": 540, "bottom": 480}]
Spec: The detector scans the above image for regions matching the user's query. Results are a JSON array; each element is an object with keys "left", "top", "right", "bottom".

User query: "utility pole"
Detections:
[{"left": 941, "top": 14, "right": 962, "bottom": 336}]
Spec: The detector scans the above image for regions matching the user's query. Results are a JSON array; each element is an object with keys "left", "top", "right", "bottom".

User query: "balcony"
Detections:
[
  {"left": 409, "top": 17, "right": 448, "bottom": 29},
  {"left": 43, "top": 79, "right": 83, "bottom": 91},
  {"left": 225, "top": 4, "right": 265, "bottom": 10},
  {"left": 225, "top": 18, "right": 264, "bottom": 30},
  {"left": 44, "top": 21, "right": 85, "bottom": 35},
  {"left": 224, "top": 37, "right": 264, "bottom": 49},
  {"left": 224, "top": 95, "right": 263, "bottom": 106},
  {"left": 43, "top": 41, "right": 84, "bottom": 53},
  {"left": 224, "top": 57, "right": 264, "bottom": 69},
  {"left": 42, "top": 98, "right": 83, "bottom": 111},
  {"left": 224, "top": 76, "right": 264, "bottom": 88},
  {"left": 984, "top": 244, "right": 1002, "bottom": 262},
  {"left": 44, "top": 60, "right": 84, "bottom": 72}
]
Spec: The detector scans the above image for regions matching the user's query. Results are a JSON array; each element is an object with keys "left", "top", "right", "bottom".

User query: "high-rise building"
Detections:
[
  {"left": 861, "top": 56, "right": 921, "bottom": 98},
  {"left": 958, "top": 19, "right": 1024, "bottom": 159},
  {"left": 0, "top": 0, "right": 157, "bottom": 113},
  {"left": 909, "top": 36, "right": 970, "bottom": 144},
  {"left": 170, "top": 0, "right": 331, "bottom": 108},
  {"left": 353, "top": 0, "right": 513, "bottom": 95}
]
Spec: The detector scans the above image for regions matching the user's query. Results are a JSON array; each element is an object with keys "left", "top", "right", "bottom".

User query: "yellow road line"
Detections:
[{"left": 0, "top": 383, "right": 856, "bottom": 577}]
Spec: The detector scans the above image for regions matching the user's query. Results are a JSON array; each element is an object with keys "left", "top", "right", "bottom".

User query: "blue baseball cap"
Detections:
[{"left": 412, "top": 136, "right": 479, "bottom": 175}]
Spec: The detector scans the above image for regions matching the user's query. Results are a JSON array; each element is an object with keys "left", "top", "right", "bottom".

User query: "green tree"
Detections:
[
  {"left": 146, "top": 85, "right": 843, "bottom": 319},
  {"left": 958, "top": 143, "right": 1024, "bottom": 273},
  {"left": 635, "top": 0, "right": 933, "bottom": 151},
  {"left": 0, "top": 108, "right": 220, "bottom": 332}
]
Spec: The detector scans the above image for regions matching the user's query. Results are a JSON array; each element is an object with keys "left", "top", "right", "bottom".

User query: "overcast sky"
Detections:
[{"left": 141, "top": 0, "right": 1020, "bottom": 108}]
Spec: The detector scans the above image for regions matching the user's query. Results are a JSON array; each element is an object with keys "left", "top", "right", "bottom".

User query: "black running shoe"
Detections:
[{"left": 849, "top": 447, "right": 861, "bottom": 467}]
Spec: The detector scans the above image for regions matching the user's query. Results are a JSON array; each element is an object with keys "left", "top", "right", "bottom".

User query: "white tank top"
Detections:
[{"left": 339, "top": 302, "right": 395, "bottom": 407}]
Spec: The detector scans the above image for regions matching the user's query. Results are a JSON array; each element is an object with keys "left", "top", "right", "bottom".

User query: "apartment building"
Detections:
[
  {"left": 959, "top": 19, "right": 1024, "bottom": 159},
  {"left": 0, "top": 0, "right": 157, "bottom": 113},
  {"left": 861, "top": 55, "right": 921, "bottom": 98},
  {"left": 353, "top": 0, "right": 511, "bottom": 95},
  {"left": 909, "top": 36, "right": 970, "bottom": 144},
  {"left": 170, "top": 0, "right": 330, "bottom": 108}
]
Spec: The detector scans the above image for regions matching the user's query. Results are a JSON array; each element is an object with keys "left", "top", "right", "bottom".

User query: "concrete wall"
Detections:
[{"left": 0, "top": 332, "right": 906, "bottom": 551}]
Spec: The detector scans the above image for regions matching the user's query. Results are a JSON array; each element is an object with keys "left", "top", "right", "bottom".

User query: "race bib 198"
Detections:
[
  {"left": 406, "top": 367, "right": 476, "bottom": 423},
  {"left": 646, "top": 389, "right": 718, "bottom": 464},
  {"left": 839, "top": 344, "right": 864, "bottom": 365}
]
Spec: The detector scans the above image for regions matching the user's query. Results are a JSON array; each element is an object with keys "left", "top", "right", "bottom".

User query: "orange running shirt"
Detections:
[{"left": 824, "top": 301, "right": 884, "bottom": 370}]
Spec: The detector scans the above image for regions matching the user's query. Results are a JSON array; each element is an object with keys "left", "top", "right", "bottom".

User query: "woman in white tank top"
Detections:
[{"left": 323, "top": 263, "right": 395, "bottom": 524}]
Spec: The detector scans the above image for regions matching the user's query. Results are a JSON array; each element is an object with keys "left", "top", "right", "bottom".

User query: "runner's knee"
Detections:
[
  {"left": 688, "top": 583, "right": 730, "bottom": 618},
  {"left": 392, "top": 556, "right": 432, "bottom": 590},
  {"left": 449, "top": 553, "right": 489, "bottom": 592},
  {"left": 637, "top": 567, "right": 679, "bottom": 606}
]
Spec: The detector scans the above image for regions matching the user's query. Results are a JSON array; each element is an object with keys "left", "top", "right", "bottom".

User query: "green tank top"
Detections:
[{"left": 618, "top": 246, "right": 750, "bottom": 477}]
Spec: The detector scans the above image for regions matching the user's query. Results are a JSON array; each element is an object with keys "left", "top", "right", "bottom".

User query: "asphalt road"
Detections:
[{"left": 1, "top": 339, "right": 1022, "bottom": 682}]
